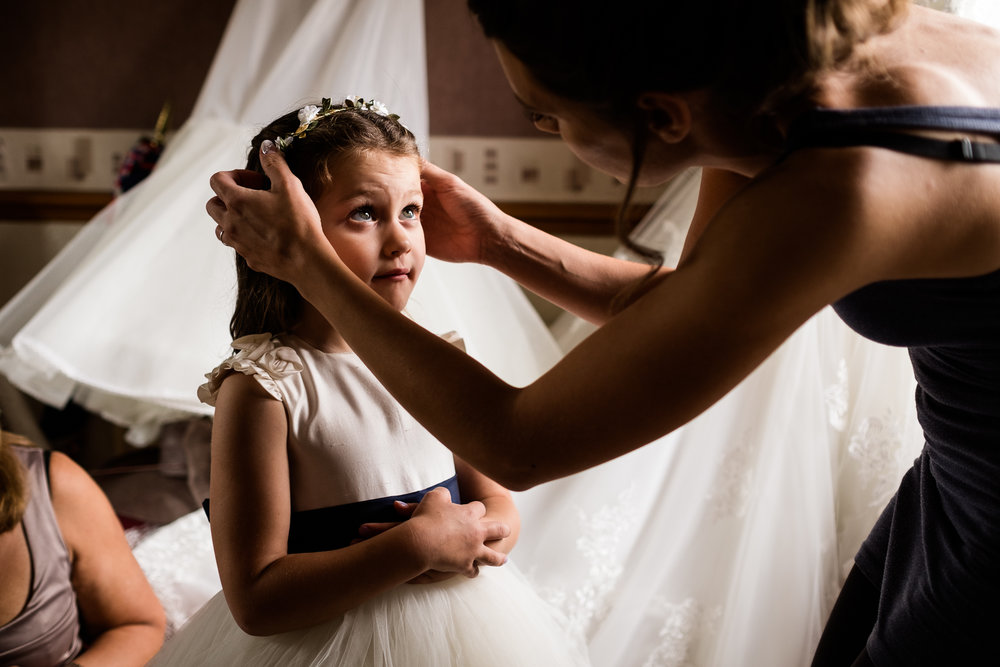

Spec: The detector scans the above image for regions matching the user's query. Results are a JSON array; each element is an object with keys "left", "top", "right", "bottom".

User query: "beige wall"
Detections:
[{"left": 1, "top": 0, "right": 539, "bottom": 138}]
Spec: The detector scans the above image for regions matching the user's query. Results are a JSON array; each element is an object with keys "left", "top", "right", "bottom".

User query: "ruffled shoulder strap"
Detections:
[{"left": 197, "top": 333, "right": 304, "bottom": 406}]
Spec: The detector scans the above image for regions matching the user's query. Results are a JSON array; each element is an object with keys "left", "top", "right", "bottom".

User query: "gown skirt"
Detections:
[{"left": 149, "top": 560, "right": 591, "bottom": 667}]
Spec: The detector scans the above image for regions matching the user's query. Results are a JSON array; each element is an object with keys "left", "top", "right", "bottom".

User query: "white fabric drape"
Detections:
[{"left": 0, "top": 0, "right": 561, "bottom": 444}]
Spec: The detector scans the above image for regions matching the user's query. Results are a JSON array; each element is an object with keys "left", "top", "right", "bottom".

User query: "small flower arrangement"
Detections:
[{"left": 275, "top": 96, "right": 402, "bottom": 150}]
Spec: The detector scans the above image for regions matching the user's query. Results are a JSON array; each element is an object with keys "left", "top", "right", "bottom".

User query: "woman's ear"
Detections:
[{"left": 637, "top": 92, "right": 692, "bottom": 144}]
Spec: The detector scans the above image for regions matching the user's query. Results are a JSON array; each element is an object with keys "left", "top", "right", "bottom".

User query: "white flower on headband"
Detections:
[
  {"left": 297, "top": 105, "right": 321, "bottom": 125},
  {"left": 274, "top": 97, "right": 405, "bottom": 151}
]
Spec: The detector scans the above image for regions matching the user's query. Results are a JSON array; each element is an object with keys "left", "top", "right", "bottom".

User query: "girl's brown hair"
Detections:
[{"left": 229, "top": 102, "right": 420, "bottom": 341}]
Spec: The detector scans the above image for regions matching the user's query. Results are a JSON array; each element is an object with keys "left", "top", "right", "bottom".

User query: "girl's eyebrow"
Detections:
[{"left": 342, "top": 186, "right": 424, "bottom": 200}]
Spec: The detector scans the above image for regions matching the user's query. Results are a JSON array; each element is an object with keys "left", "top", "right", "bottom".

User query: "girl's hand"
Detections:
[
  {"left": 355, "top": 502, "right": 456, "bottom": 584},
  {"left": 419, "top": 159, "right": 514, "bottom": 266},
  {"left": 206, "top": 141, "right": 329, "bottom": 285},
  {"left": 406, "top": 487, "right": 510, "bottom": 578},
  {"left": 356, "top": 497, "right": 506, "bottom": 584}
]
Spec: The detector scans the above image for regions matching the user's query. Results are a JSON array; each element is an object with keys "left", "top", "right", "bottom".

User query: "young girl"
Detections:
[{"left": 150, "top": 98, "right": 589, "bottom": 666}]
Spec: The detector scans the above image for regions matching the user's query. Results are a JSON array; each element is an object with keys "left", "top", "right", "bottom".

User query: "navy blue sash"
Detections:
[{"left": 202, "top": 475, "right": 461, "bottom": 553}]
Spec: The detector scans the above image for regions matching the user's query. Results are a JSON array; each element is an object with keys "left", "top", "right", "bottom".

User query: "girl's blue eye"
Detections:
[
  {"left": 350, "top": 206, "right": 374, "bottom": 222},
  {"left": 401, "top": 205, "right": 419, "bottom": 220}
]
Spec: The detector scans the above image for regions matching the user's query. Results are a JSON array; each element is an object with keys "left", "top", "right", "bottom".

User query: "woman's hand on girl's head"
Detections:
[
  {"left": 419, "top": 159, "right": 513, "bottom": 266},
  {"left": 207, "top": 141, "right": 330, "bottom": 286}
]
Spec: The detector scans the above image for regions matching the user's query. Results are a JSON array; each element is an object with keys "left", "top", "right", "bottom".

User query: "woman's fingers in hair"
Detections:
[{"left": 258, "top": 141, "right": 298, "bottom": 192}]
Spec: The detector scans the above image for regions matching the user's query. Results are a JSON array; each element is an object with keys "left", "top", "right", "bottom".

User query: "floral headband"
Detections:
[{"left": 274, "top": 96, "right": 403, "bottom": 151}]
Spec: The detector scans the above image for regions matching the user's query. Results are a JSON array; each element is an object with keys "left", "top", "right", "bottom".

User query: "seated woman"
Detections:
[{"left": 0, "top": 430, "right": 165, "bottom": 666}]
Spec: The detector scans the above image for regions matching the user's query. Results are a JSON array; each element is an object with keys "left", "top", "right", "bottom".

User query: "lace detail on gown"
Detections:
[
  {"left": 542, "top": 487, "right": 638, "bottom": 641},
  {"left": 641, "top": 598, "right": 722, "bottom": 667},
  {"left": 824, "top": 358, "right": 850, "bottom": 432},
  {"left": 706, "top": 428, "right": 756, "bottom": 520},
  {"left": 847, "top": 409, "right": 908, "bottom": 507}
]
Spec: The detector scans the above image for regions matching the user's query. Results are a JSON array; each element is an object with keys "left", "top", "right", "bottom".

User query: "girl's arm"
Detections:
[
  {"left": 453, "top": 456, "right": 520, "bottom": 556},
  {"left": 210, "top": 373, "right": 510, "bottom": 636},
  {"left": 49, "top": 452, "right": 165, "bottom": 666}
]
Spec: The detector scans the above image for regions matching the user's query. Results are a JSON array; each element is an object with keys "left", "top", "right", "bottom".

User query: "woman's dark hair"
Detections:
[
  {"left": 229, "top": 102, "right": 420, "bottom": 341},
  {"left": 468, "top": 0, "right": 908, "bottom": 306}
]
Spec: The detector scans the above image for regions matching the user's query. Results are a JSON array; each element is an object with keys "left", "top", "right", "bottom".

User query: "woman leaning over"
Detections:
[{"left": 208, "top": 2, "right": 1000, "bottom": 664}]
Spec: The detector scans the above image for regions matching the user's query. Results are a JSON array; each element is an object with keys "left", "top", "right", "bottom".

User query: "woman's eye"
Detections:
[
  {"left": 349, "top": 206, "right": 374, "bottom": 222},
  {"left": 401, "top": 205, "right": 420, "bottom": 220},
  {"left": 525, "top": 109, "right": 558, "bottom": 133}
]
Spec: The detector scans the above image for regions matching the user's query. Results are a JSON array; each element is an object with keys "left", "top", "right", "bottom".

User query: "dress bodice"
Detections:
[{"left": 199, "top": 334, "right": 459, "bottom": 551}]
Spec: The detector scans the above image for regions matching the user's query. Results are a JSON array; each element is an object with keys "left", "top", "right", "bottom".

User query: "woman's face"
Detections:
[
  {"left": 314, "top": 151, "right": 425, "bottom": 312},
  {"left": 494, "top": 42, "right": 642, "bottom": 184}
]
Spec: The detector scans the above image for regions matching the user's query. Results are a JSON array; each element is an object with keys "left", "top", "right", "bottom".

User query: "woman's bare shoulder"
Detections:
[{"left": 727, "top": 147, "right": 1000, "bottom": 285}]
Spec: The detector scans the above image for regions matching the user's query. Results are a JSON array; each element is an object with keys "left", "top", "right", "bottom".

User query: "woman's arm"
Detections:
[
  {"left": 419, "top": 160, "right": 665, "bottom": 325},
  {"left": 49, "top": 452, "right": 165, "bottom": 666},
  {"left": 209, "top": 373, "right": 511, "bottom": 636},
  {"left": 420, "top": 164, "right": 751, "bottom": 322},
  {"left": 211, "top": 147, "right": 992, "bottom": 492}
]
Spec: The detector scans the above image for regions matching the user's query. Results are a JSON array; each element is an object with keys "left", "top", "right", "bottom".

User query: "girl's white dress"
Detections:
[{"left": 149, "top": 333, "right": 590, "bottom": 667}]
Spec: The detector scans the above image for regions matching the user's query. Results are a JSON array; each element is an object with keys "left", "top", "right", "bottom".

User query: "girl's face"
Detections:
[{"left": 314, "top": 151, "right": 425, "bottom": 312}]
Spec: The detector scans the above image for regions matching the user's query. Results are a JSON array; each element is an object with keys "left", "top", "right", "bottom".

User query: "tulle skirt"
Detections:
[{"left": 149, "top": 562, "right": 590, "bottom": 666}]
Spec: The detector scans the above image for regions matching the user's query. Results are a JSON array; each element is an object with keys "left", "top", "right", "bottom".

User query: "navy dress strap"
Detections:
[
  {"left": 785, "top": 105, "right": 1000, "bottom": 162},
  {"left": 201, "top": 475, "right": 462, "bottom": 553}
]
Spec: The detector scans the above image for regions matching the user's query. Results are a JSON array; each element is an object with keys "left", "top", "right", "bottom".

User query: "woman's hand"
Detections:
[
  {"left": 206, "top": 141, "right": 330, "bottom": 285},
  {"left": 419, "top": 160, "right": 514, "bottom": 266},
  {"left": 403, "top": 487, "right": 510, "bottom": 579}
]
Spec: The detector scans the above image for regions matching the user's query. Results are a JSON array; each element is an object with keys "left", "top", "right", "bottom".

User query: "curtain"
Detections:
[{"left": 0, "top": 0, "right": 561, "bottom": 445}]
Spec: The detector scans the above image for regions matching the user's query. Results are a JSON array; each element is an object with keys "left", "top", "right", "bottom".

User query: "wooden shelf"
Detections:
[{"left": 0, "top": 190, "right": 643, "bottom": 236}]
